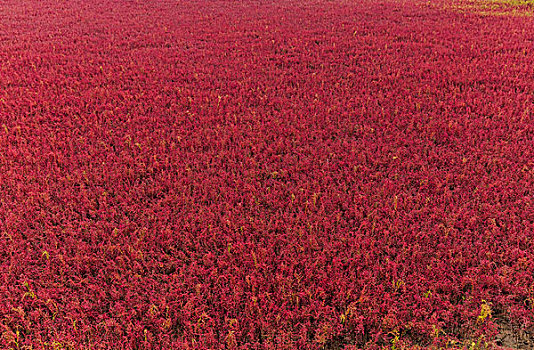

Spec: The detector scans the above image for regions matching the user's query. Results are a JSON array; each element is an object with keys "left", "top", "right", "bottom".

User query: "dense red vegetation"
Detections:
[{"left": 0, "top": 0, "right": 533, "bottom": 348}]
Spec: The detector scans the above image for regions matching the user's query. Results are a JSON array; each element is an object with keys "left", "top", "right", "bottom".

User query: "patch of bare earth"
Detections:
[{"left": 495, "top": 321, "right": 534, "bottom": 350}]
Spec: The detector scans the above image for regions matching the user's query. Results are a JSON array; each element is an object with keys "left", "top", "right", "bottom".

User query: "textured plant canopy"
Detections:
[{"left": 0, "top": 0, "right": 533, "bottom": 349}]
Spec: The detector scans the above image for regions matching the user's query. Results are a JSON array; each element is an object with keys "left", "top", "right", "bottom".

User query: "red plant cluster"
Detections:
[{"left": 0, "top": 0, "right": 533, "bottom": 348}]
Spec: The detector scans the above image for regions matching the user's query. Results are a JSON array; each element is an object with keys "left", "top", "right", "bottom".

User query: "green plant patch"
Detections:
[
  {"left": 443, "top": 0, "right": 534, "bottom": 16},
  {"left": 490, "top": 0, "right": 534, "bottom": 6}
]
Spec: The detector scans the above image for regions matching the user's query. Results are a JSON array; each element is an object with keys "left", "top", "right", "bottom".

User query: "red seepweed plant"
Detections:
[{"left": 0, "top": 0, "right": 533, "bottom": 348}]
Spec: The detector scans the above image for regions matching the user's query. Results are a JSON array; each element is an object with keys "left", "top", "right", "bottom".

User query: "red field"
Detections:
[{"left": 0, "top": 0, "right": 533, "bottom": 349}]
